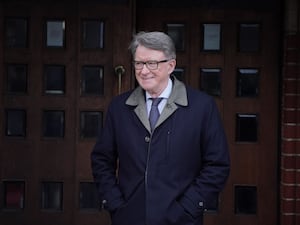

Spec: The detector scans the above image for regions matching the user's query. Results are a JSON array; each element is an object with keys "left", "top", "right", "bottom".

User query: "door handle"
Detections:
[{"left": 114, "top": 65, "right": 125, "bottom": 94}]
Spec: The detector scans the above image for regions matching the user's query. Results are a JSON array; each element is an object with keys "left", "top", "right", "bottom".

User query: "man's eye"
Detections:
[
  {"left": 147, "top": 61, "right": 157, "bottom": 66},
  {"left": 135, "top": 62, "right": 143, "bottom": 66}
]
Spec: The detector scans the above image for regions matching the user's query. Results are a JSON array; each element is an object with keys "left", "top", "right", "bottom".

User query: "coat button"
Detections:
[
  {"left": 145, "top": 136, "right": 150, "bottom": 142},
  {"left": 101, "top": 199, "right": 107, "bottom": 209},
  {"left": 199, "top": 201, "right": 204, "bottom": 207}
]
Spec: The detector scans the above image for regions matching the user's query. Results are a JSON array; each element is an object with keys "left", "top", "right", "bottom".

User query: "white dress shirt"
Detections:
[{"left": 145, "top": 78, "right": 173, "bottom": 116}]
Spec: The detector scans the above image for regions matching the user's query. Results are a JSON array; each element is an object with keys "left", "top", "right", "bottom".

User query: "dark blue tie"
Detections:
[{"left": 149, "top": 98, "right": 163, "bottom": 131}]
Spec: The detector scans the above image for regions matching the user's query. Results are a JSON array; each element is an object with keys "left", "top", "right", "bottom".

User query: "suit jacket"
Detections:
[{"left": 91, "top": 77, "right": 230, "bottom": 225}]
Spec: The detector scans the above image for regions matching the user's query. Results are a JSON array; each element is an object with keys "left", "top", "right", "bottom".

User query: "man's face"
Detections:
[{"left": 134, "top": 45, "right": 176, "bottom": 97}]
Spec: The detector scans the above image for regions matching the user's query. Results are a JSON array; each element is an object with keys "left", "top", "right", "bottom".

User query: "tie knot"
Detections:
[{"left": 151, "top": 97, "right": 163, "bottom": 106}]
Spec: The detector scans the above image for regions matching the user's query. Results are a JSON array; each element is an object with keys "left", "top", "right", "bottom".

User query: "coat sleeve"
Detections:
[
  {"left": 90, "top": 103, "right": 125, "bottom": 212},
  {"left": 178, "top": 96, "right": 230, "bottom": 218}
]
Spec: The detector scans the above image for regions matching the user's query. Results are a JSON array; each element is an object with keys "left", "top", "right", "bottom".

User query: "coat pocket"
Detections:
[
  {"left": 111, "top": 184, "right": 145, "bottom": 225},
  {"left": 166, "top": 200, "right": 201, "bottom": 225}
]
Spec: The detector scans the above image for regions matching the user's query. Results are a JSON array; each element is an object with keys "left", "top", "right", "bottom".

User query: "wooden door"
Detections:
[
  {"left": 136, "top": 3, "right": 280, "bottom": 225},
  {"left": 0, "top": 1, "right": 134, "bottom": 225}
]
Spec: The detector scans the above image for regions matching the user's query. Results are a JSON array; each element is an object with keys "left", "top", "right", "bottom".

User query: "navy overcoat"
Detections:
[{"left": 91, "top": 77, "right": 230, "bottom": 225}]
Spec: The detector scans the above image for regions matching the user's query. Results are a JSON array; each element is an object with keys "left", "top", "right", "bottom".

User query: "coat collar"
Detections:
[{"left": 125, "top": 76, "right": 188, "bottom": 133}]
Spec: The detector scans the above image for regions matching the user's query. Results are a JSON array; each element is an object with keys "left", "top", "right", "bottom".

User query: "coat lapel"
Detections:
[{"left": 126, "top": 86, "right": 151, "bottom": 132}]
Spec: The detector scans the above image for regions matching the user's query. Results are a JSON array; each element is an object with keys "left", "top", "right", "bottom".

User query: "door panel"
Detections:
[
  {"left": 75, "top": 2, "right": 133, "bottom": 225},
  {"left": 136, "top": 5, "right": 279, "bottom": 225},
  {"left": 0, "top": 1, "right": 133, "bottom": 225}
]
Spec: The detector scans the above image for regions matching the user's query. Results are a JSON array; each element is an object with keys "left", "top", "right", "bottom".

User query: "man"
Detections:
[{"left": 91, "top": 31, "right": 230, "bottom": 225}]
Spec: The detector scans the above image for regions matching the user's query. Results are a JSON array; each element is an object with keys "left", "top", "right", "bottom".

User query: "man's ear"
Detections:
[{"left": 168, "top": 59, "right": 176, "bottom": 74}]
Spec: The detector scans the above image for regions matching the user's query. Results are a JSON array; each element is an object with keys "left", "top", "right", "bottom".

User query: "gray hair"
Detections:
[{"left": 129, "top": 31, "right": 176, "bottom": 59}]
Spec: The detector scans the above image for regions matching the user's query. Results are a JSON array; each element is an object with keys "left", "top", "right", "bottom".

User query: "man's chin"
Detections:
[{"left": 140, "top": 81, "right": 155, "bottom": 90}]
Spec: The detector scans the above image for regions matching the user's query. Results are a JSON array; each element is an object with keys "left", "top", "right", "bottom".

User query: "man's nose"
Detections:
[{"left": 140, "top": 64, "right": 150, "bottom": 73}]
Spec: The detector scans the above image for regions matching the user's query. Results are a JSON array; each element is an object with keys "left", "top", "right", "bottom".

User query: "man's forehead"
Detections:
[{"left": 135, "top": 45, "right": 165, "bottom": 59}]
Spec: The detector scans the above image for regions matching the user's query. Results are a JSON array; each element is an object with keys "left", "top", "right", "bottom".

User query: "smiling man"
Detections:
[{"left": 91, "top": 31, "right": 230, "bottom": 225}]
